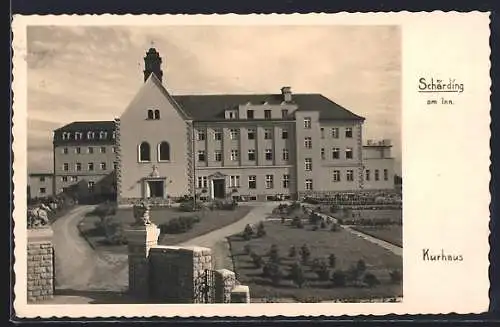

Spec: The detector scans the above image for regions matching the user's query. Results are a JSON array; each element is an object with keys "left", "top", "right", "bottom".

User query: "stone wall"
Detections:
[
  {"left": 27, "top": 228, "right": 54, "bottom": 302},
  {"left": 214, "top": 269, "right": 236, "bottom": 303}
]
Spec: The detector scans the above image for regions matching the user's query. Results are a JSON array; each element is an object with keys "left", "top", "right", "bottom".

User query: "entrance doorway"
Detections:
[
  {"left": 212, "top": 179, "right": 225, "bottom": 199},
  {"left": 148, "top": 180, "right": 164, "bottom": 198}
]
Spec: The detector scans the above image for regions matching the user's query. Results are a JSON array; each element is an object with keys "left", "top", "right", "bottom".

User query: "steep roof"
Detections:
[
  {"left": 54, "top": 120, "right": 116, "bottom": 132},
  {"left": 172, "top": 93, "right": 365, "bottom": 121}
]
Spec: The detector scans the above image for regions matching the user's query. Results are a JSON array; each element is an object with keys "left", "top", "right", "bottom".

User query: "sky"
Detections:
[{"left": 27, "top": 25, "right": 401, "bottom": 175}]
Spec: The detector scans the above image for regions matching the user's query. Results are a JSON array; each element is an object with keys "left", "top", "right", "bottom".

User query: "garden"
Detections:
[
  {"left": 227, "top": 206, "right": 403, "bottom": 302},
  {"left": 78, "top": 199, "right": 251, "bottom": 254}
]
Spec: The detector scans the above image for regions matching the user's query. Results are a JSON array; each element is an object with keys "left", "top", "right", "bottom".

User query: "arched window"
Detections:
[
  {"left": 154, "top": 110, "right": 160, "bottom": 120},
  {"left": 147, "top": 110, "right": 154, "bottom": 120},
  {"left": 139, "top": 142, "right": 151, "bottom": 162},
  {"left": 158, "top": 141, "right": 170, "bottom": 161}
]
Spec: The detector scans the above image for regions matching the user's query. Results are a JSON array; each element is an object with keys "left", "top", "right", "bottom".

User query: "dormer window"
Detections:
[
  {"left": 147, "top": 109, "right": 160, "bottom": 120},
  {"left": 99, "top": 131, "right": 108, "bottom": 139},
  {"left": 147, "top": 110, "right": 154, "bottom": 120},
  {"left": 87, "top": 131, "right": 95, "bottom": 139},
  {"left": 154, "top": 110, "right": 160, "bottom": 120},
  {"left": 75, "top": 132, "right": 83, "bottom": 140},
  {"left": 264, "top": 110, "right": 272, "bottom": 119},
  {"left": 227, "top": 110, "right": 238, "bottom": 120},
  {"left": 62, "top": 132, "right": 71, "bottom": 140}
]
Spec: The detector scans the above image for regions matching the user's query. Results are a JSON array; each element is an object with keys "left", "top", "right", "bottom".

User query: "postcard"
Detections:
[{"left": 12, "top": 12, "right": 491, "bottom": 318}]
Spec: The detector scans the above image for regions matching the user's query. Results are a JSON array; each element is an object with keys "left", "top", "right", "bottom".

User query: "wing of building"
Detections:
[{"left": 34, "top": 47, "right": 396, "bottom": 204}]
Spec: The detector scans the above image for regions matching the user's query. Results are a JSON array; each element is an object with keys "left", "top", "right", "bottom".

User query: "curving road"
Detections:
[{"left": 52, "top": 205, "right": 128, "bottom": 292}]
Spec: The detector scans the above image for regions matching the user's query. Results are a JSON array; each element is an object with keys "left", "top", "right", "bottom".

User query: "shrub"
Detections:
[
  {"left": 160, "top": 216, "right": 198, "bottom": 234},
  {"left": 263, "top": 262, "right": 283, "bottom": 285},
  {"left": 243, "top": 224, "right": 255, "bottom": 240},
  {"left": 257, "top": 221, "right": 267, "bottom": 237},
  {"left": 363, "top": 273, "right": 380, "bottom": 288},
  {"left": 331, "top": 270, "right": 347, "bottom": 287},
  {"left": 292, "top": 216, "right": 301, "bottom": 227},
  {"left": 269, "top": 244, "right": 280, "bottom": 263},
  {"left": 179, "top": 201, "right": 202, "bottom": 212},
  {"left": 288, "top": 245, "right": 297, "bottom": 258},
  {"left": 356, "top": 259, "right": 367, "bottom": 274},
  {"left": 315, "top": 261, "right": 331, "bottom": 281},
  {"left": 328, "top": 254, "right": 337, "bottom": 268},
  {"left": 320, "top": 220, "right": 327, "bottom": 229},
  {"left": 389, "top": 269, "right": 402, "bottom": 284},
  {"left": 299, "top": 244, "right": 311, "bottom": 264},
  {"left": 289, "top": 262, "right": 306, "bottom": 288},
  {"left": 251, "top": 252, "right": 264, "bottom": 268},
  {"left": 243, "top": 244, "right": 252, "bottom": 255}
]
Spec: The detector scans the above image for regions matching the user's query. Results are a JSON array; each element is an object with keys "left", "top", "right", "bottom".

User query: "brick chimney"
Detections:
[{"left": 281, "top": 86, "right": 292, "bottom": 102}]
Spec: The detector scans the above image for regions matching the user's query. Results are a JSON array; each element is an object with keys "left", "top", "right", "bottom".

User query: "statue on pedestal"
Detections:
[{"left": 132, "top": 200, "right": 152, "bottom": 226}]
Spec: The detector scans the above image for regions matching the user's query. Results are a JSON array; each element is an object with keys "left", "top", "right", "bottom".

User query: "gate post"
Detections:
[
  {"left": 27, "top": 227, "right": 54, "bottom": 302},
  {"left": 125, "top": 223, "right": 160, "bottom": 301},
  {"left": 214, "top": 269, "right": 236, "bottom": 303}
]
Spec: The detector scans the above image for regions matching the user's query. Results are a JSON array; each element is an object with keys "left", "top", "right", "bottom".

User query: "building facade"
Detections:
[
  {"left": 362, "top": 139, "right": 395, "bottom": 190},
  {"left": 28, "top": 173, "right": 54, "bottom": 199},
  {"left": 52, "top": 121, "right": 118, "bottom": 203},
  {"left": 115, "top": 48, "right": 396, "bottom": 205}
]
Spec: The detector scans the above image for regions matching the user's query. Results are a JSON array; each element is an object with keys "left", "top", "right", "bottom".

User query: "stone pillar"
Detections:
[
  {"left": 214, "top": 269, "right": 236, "bottom": 303},
  {"left": 148, "top": 246, "right": 213, "bottom": 303},
  {"left": 125, "top": 224, "right": 160, "bottom": 301},
  {"left": 230, "top": 285, "right": 250, "bottom": 303},
  {"left": 27, "top": 227, "right": 54, "bottom": 303}
]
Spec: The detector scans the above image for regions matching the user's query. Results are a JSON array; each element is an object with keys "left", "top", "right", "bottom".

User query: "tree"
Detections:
[
  {"left": 356, "top": 259, "right": 367, "bottom": 275},
  {"left": 289, "top": 262, "right": 306, "bottom": 288},
  {"left": 269, "top": 244, "right": 280, "bottom": 263},
  {"left": 288, "top": 245, "right": 297, "bottom": 258},
  {"left": 331, "top": 270, "right": 347, "bottom": 287},
  {"left": 363, "top": 273, "right": 380, "bottom": 288},
  {"left": 299, "top": 244, "right": 311, "bottom": 264}
]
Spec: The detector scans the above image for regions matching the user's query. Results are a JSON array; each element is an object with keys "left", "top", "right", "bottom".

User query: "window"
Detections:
[
  {"left": 198, "top": 151, "right": 206, "bottom": 162},
  {"left": 347, "top": 170, "right": 354, "bottom": 182},
  {"left": 247, "top": 129, "right": 256, "bottom": 140},
  {"left": 39, "top": 188, "right": 46, "bottom": 194},
  {"left": 305, "top": 158, "right": 312, "bottom": 171},
  {"left": 75, "top": 147, "right": 81, "bottom": 154},
  {"left": 214, "top": 150, "right": 222, "bottom": 162},
  {"left": 139, "top": 142, "right": 151, "bottom": 162},
  {"left": 213, "top": 129, "right": 222, "bottom": 141},
  {"left": 100, "top": 146, "right": 106, "bottom": 154},
  {"left": 99, "top": 131, "right": 108, "bottom": 139},
  {"left": 76, "top": 163, "right": 82, "bottom": 171},
  {"left": 375, "top": 169, "right": 380, "bottom": 181},
  {"left": 197, "top": 176, "right": 208, "bottom": 188},
  {"left": 228, "top": 111, "right": 238, "bottom": 119},
  {"left": 88, "top": 147, "right": 94, "bottom": 154},
  {"left": 112, "top": 131, "right": 116, "bottom": 139},
  {"left": 304, "top": 137, "right": 312, "bottom": 149},
  {"left": 283, "top": 174, "right": 290, "bottom": 188},
  {"left": 247, "top": 110, "right": 254, "bottom": 119},
  {"left": 62, "top": 132, "right": 71, "bottom": 140},
  {"left": 332, "top": 147, "right": 340, "bottom": 159},
  {"left": 71, "top": 176, "right": 78, "bottom": 182},
  {"left": 365, "top": 169, "right": 371, "bottom": 181},
  {"left": 248, "top": 175, "right": 257, "bottom": 189},
  {"left": 320, "top": 128, "right": 325, "bottom": 139},
  {"left": 230, "top": 150, "right": 239, "bottom": 161},
  {"left": 305, "top": 179, "right": 313, "bottom": 190},
  {"left": 384, "top": 169, "right": 389, "bottom": 181},
  {"left": 230, "top": 176, "right": 241, "bottom": 188},
  {"left": 265, "top": 149, "right": 273, "bottom": 161},
  {"left": 61, "top": 176, "right": 68, "bottom": 182},
  {"left": 331, "top": 128, "right": 339, "bottom": 139},
  {"left": 282, "top": 148, "right": 289, "bottom": 161},
  {"left": 158, "top": 141, "right": 170, "bottom": 161},
  {"left": 147, "top": 110, "right": 154, "bottom": 120},
  {"left": 230, "top": 129, "right": 239, "bottom": 140},
  {"left": 113, "top": 162, "right": 118, "bottom": 170},
  {"left": 281, "top": 109, "right": 288, "bottom": 118},
  {"left": 333, "top": 170, "right": 341, "bottom": 182},
  {"left": 265, "top": 175, "right": 274, "bottom": 189},
  {"left": 304, "top": 117, "right": 311, "bottom": 129},
  {"left": 88, "top": 162, "right": 94, "bottom": 171},
  {"left": 154, "top": 110, "right": 160, "bottom": 120},
  {"left": 100, "top": 162, "right": 106, "bottom": 170},
  {"left": 75, "top": 132, "right": 83, "bottom": 140},
  {"left": 282, "top": 129, "right": 288, "bottom": 139},
  {"left": 345, "top": 127, "right": 353, "bottom": 138},
  {"left": 87, "top": 131, "right": 95, "bottom": 139},
  {"left": 264, "top": 128, "right": 272, "bottom": 140},
  {"left": 112, "top": 146, "right": 117, "bottom": 153},
  {"left": 62, "top": 147, "right": 68, "bottom": 154},
  {"left": 248, "top": 149, "right": 256, "bottom": 161},
  {"left": 88, "top": 181, "right": 95, "bottom": 192},
  {"left": 39, "top": 176, "right": 45, "bottom": 182},
  {"left": 346, "top": 148, "right": 353, "bottom": 159},
  {"left": 320, "top": 148, "right": 325, "bottom": 160},
  {"left": 264, "top": 110, "right": 272, "bottom": 119},
  {"left": 197, "top": 130, "right": 206, "bottom": 141},
  {"left": 63, "top": 163, "right": 69, "bottom": 171}
]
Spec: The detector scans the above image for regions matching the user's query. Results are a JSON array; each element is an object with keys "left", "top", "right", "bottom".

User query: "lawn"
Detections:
[
  {"left": 78, "top": 205, "right": 252, "bottom": 254},
  {"left": 227, "top": 220, "right": 403, "bottom": 302},
  {"left": 351, "top": 225, "right": 403, "bottom": 247}
]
